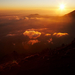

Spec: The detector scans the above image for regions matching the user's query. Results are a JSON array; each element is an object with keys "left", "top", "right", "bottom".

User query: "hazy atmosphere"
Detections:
[{"left": 0, "top": 0, "right": 75, "bottom": 75}]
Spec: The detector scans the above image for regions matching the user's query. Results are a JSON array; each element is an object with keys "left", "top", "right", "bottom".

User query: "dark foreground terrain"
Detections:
[{"left": 0, "top": 39, "right": 75, "bottom": 75}]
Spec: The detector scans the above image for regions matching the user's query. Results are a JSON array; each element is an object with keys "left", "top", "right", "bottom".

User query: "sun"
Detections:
[{"left": 59, "top": 4, "right": 65, "bottom": 10}]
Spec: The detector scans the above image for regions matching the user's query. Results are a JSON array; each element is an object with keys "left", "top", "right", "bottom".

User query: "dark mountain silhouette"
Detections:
[
  {"left": 64, "top": 10, "right": 75, "bottom": 18},
  {"left": 0, "top": 51, "right": 19, "bottom": 64},
  {"left": 0, "top": 39, "right": 75, "bottom": 75},
  {"left": 62, "top": 10, "right": 75, "bottom": 34}
]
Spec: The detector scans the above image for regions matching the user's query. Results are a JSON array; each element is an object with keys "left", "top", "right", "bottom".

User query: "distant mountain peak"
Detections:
[
  {"left": 72, "top": 10, "right": 75, "bottom": 12},
  {"left": 28, "top": 14, "right": 40, "bottom": 17},
  {"left": 30, "top": 14, "right": 39, "bottom": 15},
  {"left": 64, "top": 10, "right": 75, "bottom": 18},
  {"left": 69, "top": 10, "right": 75, "bottom": 14}
]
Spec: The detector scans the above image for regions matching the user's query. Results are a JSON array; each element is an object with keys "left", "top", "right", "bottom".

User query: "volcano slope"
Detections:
[{"left": 0, "top": 39, "right": 75, "bottom": 75}]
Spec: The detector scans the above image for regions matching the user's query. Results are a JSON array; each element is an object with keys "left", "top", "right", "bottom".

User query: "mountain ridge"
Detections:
[{"left": 64, "top": 10, "right": 75, "bottom": 18}]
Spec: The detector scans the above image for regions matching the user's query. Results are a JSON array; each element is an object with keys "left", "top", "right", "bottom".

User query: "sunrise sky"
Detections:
[{"left": 0, "top": 0, "right": 75, "bottom": 15}]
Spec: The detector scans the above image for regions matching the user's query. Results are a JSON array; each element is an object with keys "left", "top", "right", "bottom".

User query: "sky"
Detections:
[
  {"left": 0, "top": 0, "right": 75, "bottom": 15},
  {"left": 0, "top": 0, "right": 75, "bottom": 9}
]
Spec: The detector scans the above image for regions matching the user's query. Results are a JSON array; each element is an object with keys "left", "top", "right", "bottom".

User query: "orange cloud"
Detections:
[
  {"left": 25, "top": 28, "right": 49, "bottom": 34},
  {"left": 25, "top": 17, "right": 29, "bottom": 20},
  {"left": 45, "top": 34, "right": 51, "bottom": 36},
  {"left": 53, "top": 32, "right": 69, "bottom": 37},
  {"left": 23, "top": 30, "right": 41, "bottom": 39},
  {"left": 28, "top": 40, "right": 40, "bottom": 45},
  {"left": 24, "top": 17, "right": 44, "bottom": 20},
  {"left": 35, "top": 17, "right": 44, "bottom": 20}
]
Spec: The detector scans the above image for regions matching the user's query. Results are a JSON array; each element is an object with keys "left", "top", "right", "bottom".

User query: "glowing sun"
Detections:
[{"left": 59, "top": 4, "right": 65, "bottom": 10}]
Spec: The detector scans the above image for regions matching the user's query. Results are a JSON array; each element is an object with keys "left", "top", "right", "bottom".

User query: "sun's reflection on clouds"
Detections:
[
  {"left": 24, "top": 17, "right": 44, "bottom": 20},
  {"left": 28, "top": 40, "right": 40, "bottom": 45},
  {"left": 53, "top": 32, "right": 69, "bottom": 37},
  {"left": 22, "top": 40, "right": 40, "bottom": 50},
  {"left": 25, "top": 17, "right": 29, "bottom": 20},
  {"left": 45, "top": 34, "right": 51, "bottom": 36},
  {"left": 23, "top": 30, "right": 41, "bottom": 39}
]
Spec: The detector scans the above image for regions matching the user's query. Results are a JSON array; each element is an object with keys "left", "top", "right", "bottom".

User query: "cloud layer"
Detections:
[{"left": 24, "top": 17, "right": 44, "bottom": 20}]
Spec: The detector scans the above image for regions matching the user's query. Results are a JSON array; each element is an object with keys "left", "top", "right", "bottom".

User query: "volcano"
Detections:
[{"left": 64, "top": 10, "right": 75, "bottom": 18}]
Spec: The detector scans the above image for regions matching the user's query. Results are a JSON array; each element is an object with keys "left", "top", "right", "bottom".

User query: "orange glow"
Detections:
[
  {"left": 28, "top": 40, "right": 40, "bottom": 45},
  {"left": 0, "top": 8, "right": 74, "bottom": 16},
  {"left": 53, "top": 32, "right": 69, "bottom": 37},
  {"left": 45, "top": 34, "right": 51, "bottom": 36},
  {"left": 23, "top": 30, "right": 41, "bottom": 39}
]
